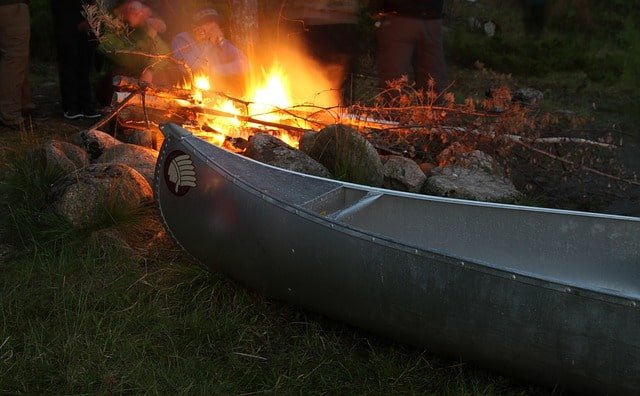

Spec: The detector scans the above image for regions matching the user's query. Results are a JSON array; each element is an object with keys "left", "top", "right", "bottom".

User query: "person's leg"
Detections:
[
  {"left": 52, "top": 1, "right": 82, "bottom": 116},
  {"left": 0, "top": 3, "right": 30, "bottom": 127},
  {"left": 414, "top": 18, "right": 448, "bottom": 96},
  {"left": 376, "top": 15, "right": 418, "bottom": 91}
]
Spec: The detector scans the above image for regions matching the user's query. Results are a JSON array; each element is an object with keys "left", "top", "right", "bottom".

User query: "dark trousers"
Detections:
[
  {"left": 0, "top": 3, "right": 30, "bottom": 125},
  {"left": 283, "top": 21, "right": 360, "bottom": 104},
  {"left": 52, "top": 1, "right": 95, "bottom": 112},
  {"left": 376, "top": 15, "right": 448, "bottom": 95}
]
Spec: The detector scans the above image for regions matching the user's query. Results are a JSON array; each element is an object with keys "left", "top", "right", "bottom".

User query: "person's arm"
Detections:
[
  {"left": 209, "top": 41, "right": 249, "bottom": 76},
  {"left": 171, "top": 33, "right": 208, "bottom": 71}
]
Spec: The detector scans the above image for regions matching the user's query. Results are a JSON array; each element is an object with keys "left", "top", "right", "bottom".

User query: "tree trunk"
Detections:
[{"left": 227, "top": 0, "right": 258, "bottom": 56}]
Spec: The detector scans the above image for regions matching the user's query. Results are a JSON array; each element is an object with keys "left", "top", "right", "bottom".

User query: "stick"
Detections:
[{"left": 89, "top": 91, "right": 140, "bottom": 131}]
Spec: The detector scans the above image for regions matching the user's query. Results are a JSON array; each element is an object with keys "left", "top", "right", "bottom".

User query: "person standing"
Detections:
[
  {"left": 52, "top": 0, "right": 102, "bottom": 119},
  {"left": 281, "top": 0, "right": 367, "bottom": 104},
  {"left": 0, "top": 0, "right": 30, "bottom": 129},
  {"left": 372, "top": 0, "right": 448, "bottom": 97}
]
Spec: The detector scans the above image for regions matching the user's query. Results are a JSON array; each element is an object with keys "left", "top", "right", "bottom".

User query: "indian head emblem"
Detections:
[{"left": 164, "top": 150, "right": 197, "bottom": 196}]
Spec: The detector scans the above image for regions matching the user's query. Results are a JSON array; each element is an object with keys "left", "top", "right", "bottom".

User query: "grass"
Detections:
[
  {"left": 0, "top": 145, "right": 554, "bottom": 394},
  {"left": 0, "top": 251, "right": 554, "bottom": 394}
]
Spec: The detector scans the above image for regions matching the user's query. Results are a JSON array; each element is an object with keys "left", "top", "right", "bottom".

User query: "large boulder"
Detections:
[
  {"left": 40, "top": 139, "right": 89, "bottom": 173},
  {"left": 72, "top": 129, "right": 120, "bottom": 160},
  {"left": 50, "top": 163, "right": 153, "bottom": 228},
  {"left": 95, "top": 143, "right": 158, "bottom": 185},
  {"left": 299, "top": 125, "right": 383, "bottom": 186},
  {"left": 244, "top": 133, "right": 332, "bottom": 178},
  {"left": 381, "top": 155, "right": 427, "bottom": 193}
]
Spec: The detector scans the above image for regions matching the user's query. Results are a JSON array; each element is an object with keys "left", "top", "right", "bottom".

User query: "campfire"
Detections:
[{"left": 111, "top": 55, "right": 344, "bottom": 152}]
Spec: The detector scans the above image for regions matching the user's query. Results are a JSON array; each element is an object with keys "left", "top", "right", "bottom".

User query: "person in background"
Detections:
[
  {"left": 0, "top": 0, "right": 30, "bottom": 130},
  {"left": 100, "top": 0, "right": 171, "bottom": 87},
  {"left": 280, "top": 0, "right": 367, "bottom": 104},
  {"left": 172, "top": 8, "right": 248, "bottom": 97},
  {"left": 371, "top": 0, "right": 448, "bottom": 98},
  {"left": 522, "top": 0, "right": 548, "bottom": 38},
  {"left": 52, "top": 0, "right": 102, "bottom": 120}
]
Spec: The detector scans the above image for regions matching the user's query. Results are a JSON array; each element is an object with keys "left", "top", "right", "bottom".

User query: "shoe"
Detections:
[
  {"left": 81, "top": 105, "right": 102, "bottom": 119},
  {"left": 63, "top": 107, "right": 83, "bottom": 120}
]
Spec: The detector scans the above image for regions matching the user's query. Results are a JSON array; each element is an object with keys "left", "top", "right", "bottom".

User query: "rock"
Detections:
[
  {"left": 116, "top": 128, "right": 155, "bottom": 149},
  {"left": 419, "top": 162, "right": 436, "bottom": 176},
  {"left": 72, "top": 129, "right": 120, "bottom": 160},
  {"left": 382, "top": 155, "right": 427, "bottom": 193},
  {"left": 426, "top": 149, "right": 520, "bottom": 202},
  {"left": 245, "top": 133, "right": 332, "bottom": 178},
  {"left": 514, "top": 87, "right": 544, "bottom": 104},
  {"left": 299, "top": 125, "right": 383, "bottom": 187},
  {"left": 95, "top": 143, "right": 158, "bottom": 185},
  {"left": 40, "top": 139, "right": 89, "bottom": 173},
  {"left": 50, "top": 163, "right": 153, "bottom": 228},
  {"left": 424, "top": 164, "right": 521, "bottom": 203}
]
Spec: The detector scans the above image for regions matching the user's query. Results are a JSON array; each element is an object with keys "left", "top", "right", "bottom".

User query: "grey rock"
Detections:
[
  {"left": 72, "top": 129, "right": 120, "bottom": 160},
  {"left": 50, "top": 163, "right": 153, "bottom": 228},
  {"left": 300, "top": 125, "right": 383, "bottom": 187},
  {"left": 41, "top": 139, "right": 89, "bottom": 173},
  {"left": 514, "top": 87, "right": 544, "bottom": 104},
  {"left": 116, "top": 128, "right": 155, "bottom": 149},
  {"left": 424, "top": 165, "right": 521, "bottom": 203},
  {"left": 382, "top": 155, "right": 427, "bottom": 193},
  {"left": 95, "top": 143, "right": 158, "bottom": 185},
  {"left": 245, "top": 133, "right": 332, "bottom": 178}
]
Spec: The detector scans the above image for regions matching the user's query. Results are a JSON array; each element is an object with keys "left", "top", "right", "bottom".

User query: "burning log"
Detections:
[{"left": 112, "top": 89, "right": 313, "bottom": 137}]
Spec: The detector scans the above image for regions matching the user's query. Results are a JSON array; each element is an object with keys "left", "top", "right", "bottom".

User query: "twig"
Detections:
[
  {"left": 88, "top": 90, "right": 140, "bottom": 131},
  {"left": 515, "top": 140, "right": 640, "bottom": 187},
  {"left": 505, "top": 135, "right": 618, "bottom": 149}
]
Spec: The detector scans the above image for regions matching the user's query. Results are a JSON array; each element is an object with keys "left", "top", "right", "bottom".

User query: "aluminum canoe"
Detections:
[{"left": 154, "top": 123, "right": 640, "bottom": 395}]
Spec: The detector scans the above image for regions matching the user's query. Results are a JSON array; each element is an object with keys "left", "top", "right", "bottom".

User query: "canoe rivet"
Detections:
[
  {"left": 511, "top": 275, "right": 516, "bottom": 280},
  {"left": 330, "top": 224, "right": 335, "bottom": 229},
  {"left": 565, "top": 287, "right": 572, "bottom": 293},
  {"left": 371, "top": 237, "right": 376, "bottom": 242},
  {"left": 460, "top": 261, "right": 465, "bottom": 267},
  {"left": 414, "top": 249, "right": 419, "bottom": 254}
]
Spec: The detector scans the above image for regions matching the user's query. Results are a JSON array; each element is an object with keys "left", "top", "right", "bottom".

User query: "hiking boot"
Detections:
[{"left": 81, "top": 105, "right": 102, "bottom": 119}]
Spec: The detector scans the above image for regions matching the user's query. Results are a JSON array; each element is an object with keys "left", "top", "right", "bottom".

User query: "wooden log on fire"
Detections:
[
  {"left": 112, "top": 92, "right": 312, "bottom": 136},
  {"left": 118, "top": 105, "right": 187, "bottom": 127},
  {"left": 113, "top": 76, "right": 194, "bottom": 101}
]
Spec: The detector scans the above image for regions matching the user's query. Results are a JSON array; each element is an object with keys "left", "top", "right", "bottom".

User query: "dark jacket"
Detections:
[{"left": 374, "top": 0, "right": 443, "bottom": 19}]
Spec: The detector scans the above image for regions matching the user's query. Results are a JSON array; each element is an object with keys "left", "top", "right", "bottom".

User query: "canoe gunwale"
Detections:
[{"left": 156, "top": 123, "right": 640, "bottom": 309}]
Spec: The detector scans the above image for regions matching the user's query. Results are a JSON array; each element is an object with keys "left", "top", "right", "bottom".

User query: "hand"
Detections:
[
  {"left": 146, "top": 17, "right": 167, "bottom": 37},
  {"left": 140, "top": 69, "right": 154, "bottom": 84}
]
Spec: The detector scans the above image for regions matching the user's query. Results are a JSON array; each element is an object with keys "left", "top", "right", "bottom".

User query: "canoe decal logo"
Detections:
[{"left": 164, "top": 150, "right": 197, "bottom": 196}]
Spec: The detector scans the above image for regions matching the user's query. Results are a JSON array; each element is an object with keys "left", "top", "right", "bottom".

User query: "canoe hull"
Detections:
[{"left": 155, "top": 124, "right": 640, "bottom": 394}]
